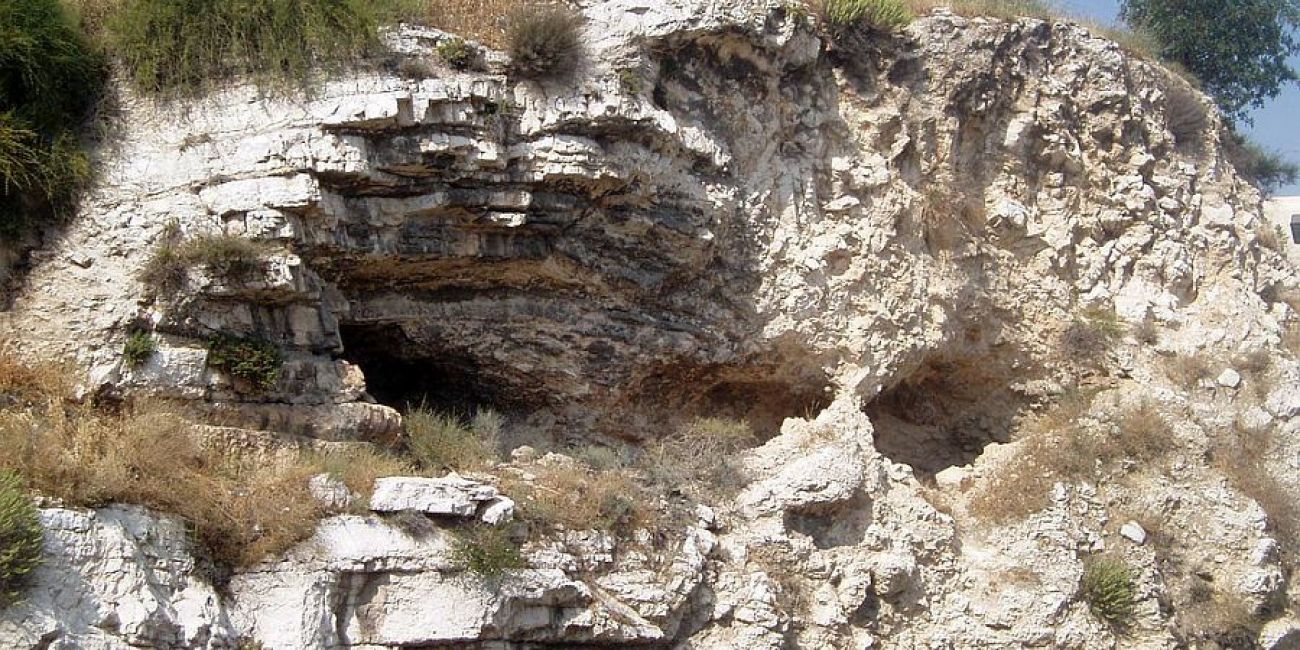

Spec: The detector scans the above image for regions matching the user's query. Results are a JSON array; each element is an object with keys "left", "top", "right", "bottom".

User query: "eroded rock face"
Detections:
[{"left": 3, "top": 0, "right": 1300, "bottom": 648}]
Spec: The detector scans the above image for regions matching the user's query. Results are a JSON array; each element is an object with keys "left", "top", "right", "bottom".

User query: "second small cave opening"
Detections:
[{"left": 863, "top": 351, "right": 1028, "bottom": 478}]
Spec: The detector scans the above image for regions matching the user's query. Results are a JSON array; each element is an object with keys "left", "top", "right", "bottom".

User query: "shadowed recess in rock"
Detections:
[
  {"left": 864, "top": 353, "right": 1026, "bottom": 477},
  {"left": 340, "top": 322, "right": 502, "bottom": 414}
]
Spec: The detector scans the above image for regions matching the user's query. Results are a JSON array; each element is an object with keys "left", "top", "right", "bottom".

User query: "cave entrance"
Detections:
[
  {"left": 863, "top": 354, "right": 1024, "bottom": 478},
  {"left": 338, "top": 322, "right": 499, "bottom": 415}
]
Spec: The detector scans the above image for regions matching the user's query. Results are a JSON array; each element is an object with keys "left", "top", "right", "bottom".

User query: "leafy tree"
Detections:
[
  {"left": 1121, "top": 0, "right": 1299, "bottom": 124},
  {"left": 0, "top": 0, "right": 106, "bottom": 236}
]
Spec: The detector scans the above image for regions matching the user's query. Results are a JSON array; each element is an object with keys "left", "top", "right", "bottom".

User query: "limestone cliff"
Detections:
[{"left": 2, "top": 0, "right": 1300, "bottom": 648}]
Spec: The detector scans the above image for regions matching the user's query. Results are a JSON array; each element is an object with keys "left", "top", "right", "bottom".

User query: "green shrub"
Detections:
[
  {"left": 1082, "top": 557, "right": 1136, "bottom": 627},
  {"left": 102, "top": 0, "right": 403, "bottom": 95},
  {"left": 451, "top": 524, "right": 523, "bottom": 579},
  {"left": 405, "top": 406, "right": 498, "bottom": 472},
  {"left": 0, "top": 0, "right": 106, "bottom": 236},
  {"left": 506, "top": 7, "right": 584, "bottom": 80},
  {"left": 821, "top": 0, "right": 912, "bottom": 30},
  {"left": 0, "top": 471, "right": 43, "bottom": 607},
  {"left": 122, "top": 330, "right": 157, "bottom": 368},
  {"left": 206, "top": 334, "right": 282, "bottom": 391},
  {"left": 436, "top": 37, "right": 473, "bottom": 69}
]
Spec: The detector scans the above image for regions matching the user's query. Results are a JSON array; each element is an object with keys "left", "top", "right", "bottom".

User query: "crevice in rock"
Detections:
[
  {"left": 783, "top": 493, "right": 872, "bottom": 549},
  {"left": 863, "top": 349, "right": 1027, "bottom": 477},
  {"left": 629, "top": 362, "right": 832, "bottom": 440}
]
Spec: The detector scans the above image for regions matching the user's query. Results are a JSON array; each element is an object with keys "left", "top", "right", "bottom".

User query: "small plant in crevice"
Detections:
[
  {"left": 206, "top": 334, "right": 282, "bottom": 391},
  {"left": 122, "top": 330, "right": 157, "bottom": 368},
  {"left": 451, "top": 524, "right": 524, "bottom": 579},
  {"left": 0, "top": 470, "right": 43, "bottom": 607},
  {"left": 506, "top": 6, "right": 584, "bottom": 80},
  {"left": 180, "top": 234, "right": 266, "bottom": 282},
  {"left": 436, "top": 37, "right": 474, "bottom": 70},
  {"left": 616, "top": 66, "right": 644, "bottom": 94},
  {"left": 1081, "top": 556, "right": 1136, "bottom": 628}
]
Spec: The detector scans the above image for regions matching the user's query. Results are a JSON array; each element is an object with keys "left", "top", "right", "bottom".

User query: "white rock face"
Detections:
[
  {"left": 369, "top": 475, "right": 503, "bottom": 518},
  {"left": 2, "top": 0, "right": 1300, "bottom": 648},
  {"left": 1120, "top": 521, "right": 1148, "bottom": 545},
  {"left": 0, "top": 507, "right": 238, "bottom": 649}
]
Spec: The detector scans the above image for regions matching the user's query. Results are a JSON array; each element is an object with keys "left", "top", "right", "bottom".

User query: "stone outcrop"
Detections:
[{"left": 3, "top": 0, "right": 1300, "bottom": 648}]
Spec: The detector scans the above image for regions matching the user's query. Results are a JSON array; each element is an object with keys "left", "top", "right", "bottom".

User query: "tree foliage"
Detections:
[
  {"left": 0, "top": 0, "right": 106, "bottom": 235},
  {"left": 1121, "top": 0, "right": 1300, "bottom": 124}
]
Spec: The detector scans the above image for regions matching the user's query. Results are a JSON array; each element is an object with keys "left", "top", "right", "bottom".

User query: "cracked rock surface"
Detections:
[{"left": 3, "top": 0, "right": 1300, "bottom": 648}]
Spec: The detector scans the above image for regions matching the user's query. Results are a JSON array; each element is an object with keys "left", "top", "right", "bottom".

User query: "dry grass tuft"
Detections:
[
  {"left": 969, "top": 394, "right": 1174, "bottom": 523},
  {"left": 421, "top": 0, "right": 538, "bottom": 49},
  {"left": 1284, "top": 323, "right": 1300, "bottom": 357},
  {"left": 642, "top": 417, "right": 757, "bottom": 500},
  {"left": 1163, "top": 351, "right": 1215, "bottom": 390},
  {"left": 1108, "top": 400, "right": 1176, "bottom": 462},
  {"left": 1060, "top": 308, "right": 1122, "bottom": 365},
  {"left": 502, "top": 462, "right": 655, "bottom": 533},
  {"left": 314, "top": 445, "right": 413, "bottom": 503},
  {"left": 405, "top": 406, "right": 500, "bottom": 473},
  {"left": 1214, "top": 422, "right": 1299, "bottom": 549}
]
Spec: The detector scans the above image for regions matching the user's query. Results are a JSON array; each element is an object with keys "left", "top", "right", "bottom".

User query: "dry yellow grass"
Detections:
[
  {"left": 642, "top": 416, "right": 757, "bottom": 499},
  {"left": 969, "top": 394, "right": 1173, "bottom": 523},
  {"left": 0, "top": 353, "right": 339, "bottom": 567},
  {"left": 422, "top": 0, "right": 545, "bottom": 49},
  {"left": 1214, "top": 422, "right": 1299, "bottom": 549},
  {"left": 501, "top": 462, "right": 657, "bottom": 533},
  {"left": 1285, "top": 322, "right": 1300, "bottom": 357}
]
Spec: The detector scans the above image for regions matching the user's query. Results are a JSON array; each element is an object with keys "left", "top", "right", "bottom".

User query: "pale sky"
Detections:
[{"left": 1057, "top": 0, "right": 1300, "bottom": 195}]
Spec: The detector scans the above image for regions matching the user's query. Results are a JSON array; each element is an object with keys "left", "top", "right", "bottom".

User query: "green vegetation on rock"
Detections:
[
  {"left": 101, "top": 0, "right": 415, "bottom": 95},
  {"left": 822, "top": 0, "right": 912, "bottom": 30},
  {"left": 0, "top": 470, "right": 42, "bottom": 607},
  {"left": 1082, "top": 556, "right": 1137, "bottom": 627},
  {"left": 206, "top": 334, "right": 283, "bottom": 391}
]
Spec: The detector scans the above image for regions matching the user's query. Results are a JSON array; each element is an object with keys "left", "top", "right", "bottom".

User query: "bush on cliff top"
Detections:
[
  {"left": 506, "top": 6, "right": 584, "bottom": 79},
  {"left": 99, "top": 0, "right": 417, "bottom": 95}
]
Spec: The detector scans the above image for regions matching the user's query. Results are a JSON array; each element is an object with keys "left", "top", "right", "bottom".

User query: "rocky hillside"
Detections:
[{"left": 2, "top": 0, "right": 1299, "bottom": 648}]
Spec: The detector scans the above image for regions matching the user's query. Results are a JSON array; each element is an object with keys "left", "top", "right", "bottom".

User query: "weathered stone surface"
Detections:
[
  {"left": 369, "top": 475, "right": 500, "bottom": 517},
  {"left": 2, "top": 0, "right": 1299, "bottom": 649},
  {"left": 0, "top": 507, "right": 237, "bottom": 649}
]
